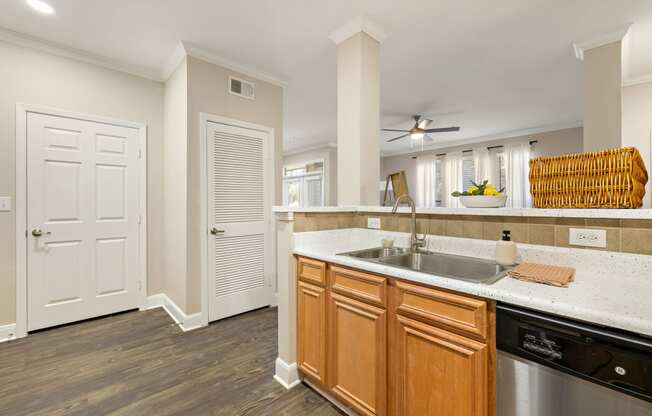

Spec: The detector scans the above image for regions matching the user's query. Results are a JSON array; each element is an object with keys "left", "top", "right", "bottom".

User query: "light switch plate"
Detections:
[
  {"left": 569, "top": 228, "right": 606, "bottom": 248},
  {"left": 367, "top": 217, "right": 381, "bottom": 229},
  {"left": 0, "top": 197, "right": 11, "bottom": 212}
]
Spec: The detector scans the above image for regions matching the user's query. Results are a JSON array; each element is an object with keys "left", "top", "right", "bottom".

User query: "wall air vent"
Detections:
[{"left": 229, "top": 76, "right": 255, "bottom": 100}]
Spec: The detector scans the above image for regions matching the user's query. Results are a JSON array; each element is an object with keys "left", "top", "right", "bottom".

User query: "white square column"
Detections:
[{"left": 331, "top": 20, "right": 386, "bottom": 205}]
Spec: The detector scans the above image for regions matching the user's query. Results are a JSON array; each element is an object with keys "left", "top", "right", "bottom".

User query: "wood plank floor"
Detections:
[{"left": 0, "top": 307, "right": 343, "bottom": 416}]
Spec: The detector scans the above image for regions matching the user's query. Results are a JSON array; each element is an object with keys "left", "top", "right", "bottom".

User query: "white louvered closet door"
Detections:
[{"left": 207, "top": 121, "right": 272, "bottom": 322}]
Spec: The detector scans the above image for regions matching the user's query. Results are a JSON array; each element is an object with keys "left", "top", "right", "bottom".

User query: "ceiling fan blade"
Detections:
[
  {"left": 381, "top": 128, "right": 411, "bottom": 132},
  {"left": 424, "top": 126, "right": 460, "bottom": 133},
  {"left": 387, "top": 133, "right": 410, "bottom": 143}
]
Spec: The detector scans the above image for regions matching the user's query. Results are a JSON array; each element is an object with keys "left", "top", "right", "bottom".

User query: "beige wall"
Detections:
[
  {"left": 380, "top": 127, "right": 584, "bottom": 197},
  {"left": 583, "top": 42, "right": 622, "bottom": 152},
  {"left": 622, "top": 80, "right": 652, "bottom": 208},
  {"left": 0, "top": 41, "right": 164, "bottom": 325},
  {"left": 283, "top": 146, "right": 338, "bottom": 206},
  {"left": 185, "top": 55, "right": 284, "bottom": 313},
  {"left": 162, "top": 59, "right": 189, "bottom": 310}
]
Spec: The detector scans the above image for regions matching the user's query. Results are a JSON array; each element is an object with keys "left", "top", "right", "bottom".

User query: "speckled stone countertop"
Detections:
[
  {"left": 273, "top": 205, "right": 652, "bottom": 219},
  {"left": 293, "top": 228, "right": 652, "bottom": 338}
]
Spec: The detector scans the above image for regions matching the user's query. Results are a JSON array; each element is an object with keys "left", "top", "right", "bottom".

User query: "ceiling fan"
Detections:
[{"left": 382, "top": 115, "right": 460, "bottom": 144}]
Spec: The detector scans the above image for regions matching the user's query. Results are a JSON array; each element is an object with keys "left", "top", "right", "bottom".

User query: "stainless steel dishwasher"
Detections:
[{"left": 496, "top": 303, "right": 652, "bottom": 416}]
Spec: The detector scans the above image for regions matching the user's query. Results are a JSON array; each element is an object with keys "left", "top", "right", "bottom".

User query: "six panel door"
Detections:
[
  {"left": 297, "top": 280, "right": 327, "bottom": 383},
  {"left": 328, "top": 292, "right": 387, "bottom": 416},
  {"left": 394, "top": 314, "right": 488, "bottom": 416},
  {"left": 27, "top": 112, "right": 141, "bottom": 331}
]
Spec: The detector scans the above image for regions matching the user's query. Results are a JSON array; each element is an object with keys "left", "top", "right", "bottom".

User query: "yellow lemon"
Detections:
[
  {"left": 484, "top": 188, "right": 498, "bottom": 196},
  {"left": 468, "top": 185, "right": 478, "bottom": 193}
]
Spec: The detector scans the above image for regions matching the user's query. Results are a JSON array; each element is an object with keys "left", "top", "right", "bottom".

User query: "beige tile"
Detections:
[
  {"left": 528, "top": 224, "right": 555, "bottom": 246},
  {"left": 381, "top": 214, "right": 398, "bottom": 232},
  {"left": 337, "top": 214, "right": 355, "bottom": 229},
  {"left": 621, "top": 228, "right": 652, "bottom": 255},
  {"left": 397, "top": 215, "right": 411, "bottom": 233},
  {"left": 620, "top": 219, "right": 652, "bottom": 229},
  {"left": 445, "top": 220, "right": 464, "bottom": 237},
  {"left": 556, "top": 217, "right": 586, "bottom": 226},
  {"left": 503, "top": 221, "right": 529, "bottom": 243},
  {"left": 428, "top": 218, "right": 446, "bottom": 235},
  {"left": 555, "top": 225, "right": 571, "bottom": 248},
  {"left": 528, "top": 217, "right": 557, "bottom": 225},
  {"left": 586, "top": 218, "right": 620, "bottom": 228},
  {"left": 462, "top": 221, "right": 484, "bottom": 239},
  {"left": 416, "top": 217, "right": 429, "bottom": 234}
]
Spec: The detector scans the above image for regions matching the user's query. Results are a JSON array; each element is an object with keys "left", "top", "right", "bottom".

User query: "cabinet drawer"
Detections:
[
  {"left": 394, "top": 280, "right": 488, "bottom": 340},
  {"left": 297, "top": 257, "right": 327, "bottom": 286},
  {"left": 329, "top": 265, "right": 387, "bottom": 307}
]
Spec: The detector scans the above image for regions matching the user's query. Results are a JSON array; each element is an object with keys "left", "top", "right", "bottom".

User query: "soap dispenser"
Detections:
[{"left": 496, "top": 230, "right": 517, "bottom": 266}]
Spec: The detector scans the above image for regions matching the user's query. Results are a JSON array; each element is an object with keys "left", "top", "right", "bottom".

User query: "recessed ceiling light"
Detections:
[{"left": 27, "top": 0, "right": 55, "bottom": 15}]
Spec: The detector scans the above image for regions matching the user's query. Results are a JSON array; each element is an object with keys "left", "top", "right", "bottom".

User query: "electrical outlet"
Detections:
[
  {"left": 367, "top": 217, "right": 381, "bottom": 229},
  {"left": 0, "top": 197, "right": 11, "bottom": 212},
  {"left": 569, "top": 228, "right": 607, "bottom": 248}
]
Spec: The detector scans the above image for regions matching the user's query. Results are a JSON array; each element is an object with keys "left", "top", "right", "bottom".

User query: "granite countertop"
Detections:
[
  {"left": 293, "top": 228, "right": 652, "bottom": 338},
  {"left": 273, "top": 205, "right": 652, "bottom": 219}
]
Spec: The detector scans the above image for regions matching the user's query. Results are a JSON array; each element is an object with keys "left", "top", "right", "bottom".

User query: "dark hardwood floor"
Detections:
[{"left": 0, "top": 307, "right": 342, "bottom": 416}]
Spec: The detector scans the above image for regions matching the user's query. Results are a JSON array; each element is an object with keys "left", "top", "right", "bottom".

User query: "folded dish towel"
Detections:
[{"left": 508, "top": 262, "right": 575, "bottom": 288}]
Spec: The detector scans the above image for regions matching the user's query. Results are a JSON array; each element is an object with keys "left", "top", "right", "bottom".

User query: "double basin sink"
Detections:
[{"left": 339, "top": 247, "right": 510, "bottom": 285}]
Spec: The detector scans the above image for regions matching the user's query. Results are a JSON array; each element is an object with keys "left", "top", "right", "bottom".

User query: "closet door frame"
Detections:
[{"left": 199, "top": 113, "right": 275, "bottom": 327}]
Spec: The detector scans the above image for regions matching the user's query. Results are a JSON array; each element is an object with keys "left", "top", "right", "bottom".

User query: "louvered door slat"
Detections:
[{"left": 207, "top": 120, "right": 272, "bottom": 322}]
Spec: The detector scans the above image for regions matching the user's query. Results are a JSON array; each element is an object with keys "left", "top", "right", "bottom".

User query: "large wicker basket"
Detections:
[{"left": 529, "top": 147, "right": 649, "bottom": 208}]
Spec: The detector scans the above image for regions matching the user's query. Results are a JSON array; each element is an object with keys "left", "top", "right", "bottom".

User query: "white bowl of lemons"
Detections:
[{"left": 451, "top": 181, "right": 508, "bottom": 208}]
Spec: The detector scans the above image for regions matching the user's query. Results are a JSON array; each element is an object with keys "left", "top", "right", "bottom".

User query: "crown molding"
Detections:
[
  {"left": 573, "top": 23, "right": 631, "bottom": 60},
  {"left": 283, "top": 142, "right": 337, "bottom": 157},
  {"left": 178, "top": 41, "right": 287, "bottom": 88},
  {"left": 0, "top": 27, "right": 288, "bottom": 88},
  {"left": 0, "top": 26, "right": 162, "bottom": 81},
  {"left": 380, "top": 120, "right": 583, "bottom": 157},
  {"left": 329, "top": 16, "right": 388, "bottom": 45},
  {"left": 623, "top": 73, "right": 652, "bottom": 87},
  {"left": 160, "top": 41, "right": 188, "bottom": 81}
]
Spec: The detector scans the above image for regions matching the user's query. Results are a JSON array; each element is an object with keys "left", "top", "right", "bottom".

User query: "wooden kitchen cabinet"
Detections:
[
  {"left": 297, "top": 280, "right": 327, "bottom": 384},
  {"left": 393, "top": 314, "right": 489, "bottom": 416},
  {"left": 328, "top": 291, "right": 387, "bottom": 416},
  {"left": 295, "top": 256, "right": 495, "bottom": 416}
]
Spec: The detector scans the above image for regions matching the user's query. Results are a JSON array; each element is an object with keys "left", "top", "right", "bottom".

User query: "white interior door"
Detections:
[
  {"left": 207, "top": 120, "right": 272, "bottom": 322},
  {"left": 27, "top": 112, "right": 141, "bottom": 331}
]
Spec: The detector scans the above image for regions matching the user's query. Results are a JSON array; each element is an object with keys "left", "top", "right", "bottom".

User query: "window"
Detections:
[
  {"left": 282, "top": 160, "right": 325, "bottom": 207},
  {"left": 434, "top": 157, "right": 444, "bottom": 207},
  {"left": 462, "top": 153, "right": 475, "bottom": 191}
]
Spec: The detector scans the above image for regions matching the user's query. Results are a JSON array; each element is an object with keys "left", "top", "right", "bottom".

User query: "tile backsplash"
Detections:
[{"left": 289, "top": 212, "right": 652, "bottom": 255}]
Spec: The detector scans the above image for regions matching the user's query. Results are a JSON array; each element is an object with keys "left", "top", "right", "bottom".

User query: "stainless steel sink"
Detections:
[
  {"left": 339, "top": 247, "right": 510, "bottom": 284},
  {"left": 344, "top": 247, "right": 409, "bottom": 259}
]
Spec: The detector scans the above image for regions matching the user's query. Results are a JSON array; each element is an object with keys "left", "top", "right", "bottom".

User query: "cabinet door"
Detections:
[
  {"left": 395, "top": 315, "right": 488, "bottom": 416},
  {"left": 297, "top": 280, "right": 327, "bottom": 383},
  {"left": 329, "top": 292, "right": 387, "bottom": 416}
]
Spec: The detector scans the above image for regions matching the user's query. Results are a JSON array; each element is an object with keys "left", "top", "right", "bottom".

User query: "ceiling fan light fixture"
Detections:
[
  {"left": 27, "top": 0, "right": 55, "bottom": 14},
  {"left": 410, "top": 132, "right": 424, "bottom": 140}
]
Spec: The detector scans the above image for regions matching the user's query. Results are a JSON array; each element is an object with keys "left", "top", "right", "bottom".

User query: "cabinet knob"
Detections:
[{"left": 210, "top": 227, "right": 225, "bottom": 235}]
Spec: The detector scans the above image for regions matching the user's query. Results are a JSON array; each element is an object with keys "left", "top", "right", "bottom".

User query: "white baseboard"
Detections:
[
  {"left": 146, "top": 294, "right": 204, "bottom": 332},
  {"left": 0, "top": 323, "right": 17, "bottom": 343},
  {"left": 274, "top": 357, "right": 301, "bottom": 389},
  {"left": 270, "top": 292, "right": 279, "bottom": 307}
]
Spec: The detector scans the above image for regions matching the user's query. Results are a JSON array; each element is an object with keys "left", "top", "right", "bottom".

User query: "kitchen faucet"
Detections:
[{"left": 392, "top": 194, "right": 427, "bottom": 253}]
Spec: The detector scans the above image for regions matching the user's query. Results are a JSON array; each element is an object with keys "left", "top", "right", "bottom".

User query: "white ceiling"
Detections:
[{"left": 1, "top": 0, "right": 652, "bottom": 155}]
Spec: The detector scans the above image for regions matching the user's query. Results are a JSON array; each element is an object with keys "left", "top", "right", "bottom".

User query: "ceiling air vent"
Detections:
[{"left": 229, "top": 76, "right": 255, "bottom": 100}]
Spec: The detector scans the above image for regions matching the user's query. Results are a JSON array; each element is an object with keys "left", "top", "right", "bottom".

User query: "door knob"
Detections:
[
  {"left": 31, "top": 229, "right": 50, "bottom": 237},
  {"left": 210, "top": 227, "right": 225, "bottom": 235}
]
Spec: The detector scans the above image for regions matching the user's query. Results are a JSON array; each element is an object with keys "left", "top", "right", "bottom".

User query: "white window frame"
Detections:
[{"left": 282, "top": 159, "right": 325, "bottom": 208}]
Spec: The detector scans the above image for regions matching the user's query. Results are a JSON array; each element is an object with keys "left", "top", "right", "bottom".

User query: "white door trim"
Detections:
[
  {"left": 199, "top": 113, "right": 275, "bottom": 327},
  {"left": 14, "top": 103, "right": 148, "bottom": 338}
]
